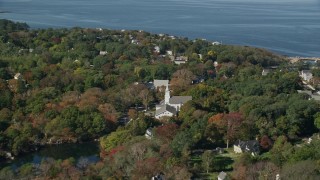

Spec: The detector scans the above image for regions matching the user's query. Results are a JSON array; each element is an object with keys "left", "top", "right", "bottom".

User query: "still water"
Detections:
[
  {"left": 1, "top": 0, "right": 320, "bottom": 56},
  {"left": 1, "top": 142, "right": 100, "bottom": 169}
]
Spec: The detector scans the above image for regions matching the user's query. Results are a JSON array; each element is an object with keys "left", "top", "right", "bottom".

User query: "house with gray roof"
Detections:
[
  {"left": 234, "top": 140, "right": 260, "bottom": 156},
  {"left": 145, "top": 127, "right": 154, "bottom": 139},
  {"left": 297, "top": 90, "right": 320, "bottom": 101}
]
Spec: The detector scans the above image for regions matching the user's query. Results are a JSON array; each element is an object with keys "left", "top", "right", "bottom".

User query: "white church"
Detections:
[{"left": 155, "top": 84, "right": 192, "bottom": 119}]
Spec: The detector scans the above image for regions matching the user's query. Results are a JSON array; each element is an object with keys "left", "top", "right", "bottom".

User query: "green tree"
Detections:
[
  {"left": 281, "top": 160, "right": 320, "bottom": 180},
  {"left": 170, "top": 130, "right": 193, "bottom": 157},
  {"left": 18, "top": 163, "right": 33, "bottom": 177},
  {"left": 314, "top": 112, "right": 320, "bottom": 132},
  {"left": 269, "top": 136, "right": 293, "bottom": 166},
  {"left": 0, "top": 167, "right": 15, "bottom": 180},
  {"left": 100, "top": 129, "right": 131, "bottom": 152},
  {"left": 201, "top": 150, "right": 214, "bottom": 173}
]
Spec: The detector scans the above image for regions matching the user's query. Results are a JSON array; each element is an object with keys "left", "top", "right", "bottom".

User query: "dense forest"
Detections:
[{"left": 0, "top": 19, "right": 319, "bottom": 179}]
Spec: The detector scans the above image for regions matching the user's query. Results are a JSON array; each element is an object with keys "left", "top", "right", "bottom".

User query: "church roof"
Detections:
[
  {"left": 169, "top": 96, "right": 192, "bottom": 105},
  {"left": 155, "top": 104, "right": 177, "bottom": 116},
  {"left": 153, "top": 80, "right": 169, "bottom": 88}
]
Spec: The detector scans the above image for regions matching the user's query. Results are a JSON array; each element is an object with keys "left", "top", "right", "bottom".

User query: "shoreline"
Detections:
[{"left": 1, "top": 18, "right": 318, "bottom": 57}]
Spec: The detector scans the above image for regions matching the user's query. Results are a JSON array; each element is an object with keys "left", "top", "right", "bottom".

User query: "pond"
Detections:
[{"left": 0, "top": 142, "right": 100, "bottom": 170}]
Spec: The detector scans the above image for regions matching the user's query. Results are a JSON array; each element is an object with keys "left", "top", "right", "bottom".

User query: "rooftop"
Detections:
[
  {"left": 155, "top": 104, "right": 177, "bottom": 116},
  {"left": 169, "top": 96, "right": 192, "bottom": 105},
  {"left": 234, "top": 140, "right": 260, "bottom": 153},
  {"left": 153, "top": 79, "right": 169, "bottom": 88}
]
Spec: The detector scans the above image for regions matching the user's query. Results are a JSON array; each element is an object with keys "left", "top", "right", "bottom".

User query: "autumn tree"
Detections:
[
  {"left": 208, "top": 112, "right": 244, "bottom": 148},
  {"left": 98, "top": 103, "right": 119, "bottom": 123},
  {"left": 170, "top": 69, "right": 195, "bottom": 94},
  {"left": 246, "top": 161, "right": 279, "bottom": 180},
  {"left": 155, "top": 123, "right": 179, "bottom": 143},
  {"left": 260, "top": 135, "right": 273, "bottom": 151},
  {"left": 76, "top": 87, "right": 104, "bottom": 111},
  {"left": 138, "top": 88, "right": 154, "bottom": 110}
]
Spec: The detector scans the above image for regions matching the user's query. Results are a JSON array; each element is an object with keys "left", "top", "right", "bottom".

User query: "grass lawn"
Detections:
[
  {"left": 190, "top": 148, "right": 241, "bottom": 179},
  {"left": 221, "top": 148, "right": 241, "bottom": 161},
  {"left": 198, "top": 172, "right": 219, "bottom": 180}
]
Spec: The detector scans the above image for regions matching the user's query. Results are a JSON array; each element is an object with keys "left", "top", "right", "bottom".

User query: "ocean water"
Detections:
[{"left": 1, "top": 0, "right": 320, "bottom": 57}]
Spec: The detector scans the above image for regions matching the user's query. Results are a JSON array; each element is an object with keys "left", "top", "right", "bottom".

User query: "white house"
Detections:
[
  {"left": 131, "top": 39, "right": 139, "bottom": 45},
  {"left": 155, "top": 85, "right": 192, "bottom": 119},
  {"left": 300, "top": 70, "right": 313, "bottom": 82},
  {"left": 145, "top": 128, "right": 153, "bottom": 139},
  {"left": 174, "top": 56, "right": 188, "bottom": 65},
  {"left": 262, "top": 69, "right": 271, "bottom": 76},
  {"left": 174, "top": 60, "right": 186, "bottom": 65},
  {"left": 234, "top": 140, "right": 260, "bottom": 156},
  {"left": 218, "top": 171, "right": 227, "bottom": 180},
  {"left": 212, "top": 41, "right": 221, "bottom": 45},
  {"left": 14, "top": 73, "right": 22, "bottom": 80},
  {"left": 166, "top": 50, "right": 173, "bottom": 56},
  {"left": 99, "top": 51, "right": 108, "bottom": 55},
  {"left": 214, "top": 61, "right": 219, "bottom": 67},
  {"left": 154, "top": 46, "right": 160, "bottom": 53}
]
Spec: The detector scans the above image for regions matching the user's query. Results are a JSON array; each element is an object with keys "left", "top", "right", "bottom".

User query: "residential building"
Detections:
[
  {"left": 166, "top": 50, "right": 173, "bottom": 56},
  {"left": 151, "top": 173, "right": 165, "bottom": 180},
  {"left": 145, "top": 127, "right": 153, "bottom": 139},
  {"left": 300, "top": 70, "right": 313, "bottom": 82},
  {"left": 218, "top": 171, "right": 227, "bottom": 180},
  {"left": 297, "top": 90, "right": 320, "bottom": 101},
  {"left": 99, "top": 51, "right": 108, "bottom": 55},
  {"left": 174, "top": 60, "right": 186, "bottom": 65},
  {"left": 174, "top": 56, "right": 188, "bottom": 65},
  {"left": 214, "top": 61, "right": 219, "bottom": 67},
  {"left": 14, "top": 73, "right": 22, "bottom": 80},
  {"left": 154, "top": 46, "right": 160, "bottom": 53},
  {"left": 234, "top": 140, "right": 260, "bottom": 156},
  {"left": 262, "top": 69, "right": 271, "bottom": 76},
  {"left": 131, "top": 39, "right": 139, "bottom": 45},
  {"left": 212, "top": 41, "right": 221, "bottom": 45}
]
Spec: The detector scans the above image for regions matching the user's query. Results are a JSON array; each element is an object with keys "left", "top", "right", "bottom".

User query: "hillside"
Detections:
[{"left": 0, "top": 19, "right": 319, "bottom": 179}]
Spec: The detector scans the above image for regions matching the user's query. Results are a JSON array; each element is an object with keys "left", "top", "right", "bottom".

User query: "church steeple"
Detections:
[{"left": 165, "top": 85, "right": 170, "bottom": 104}]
